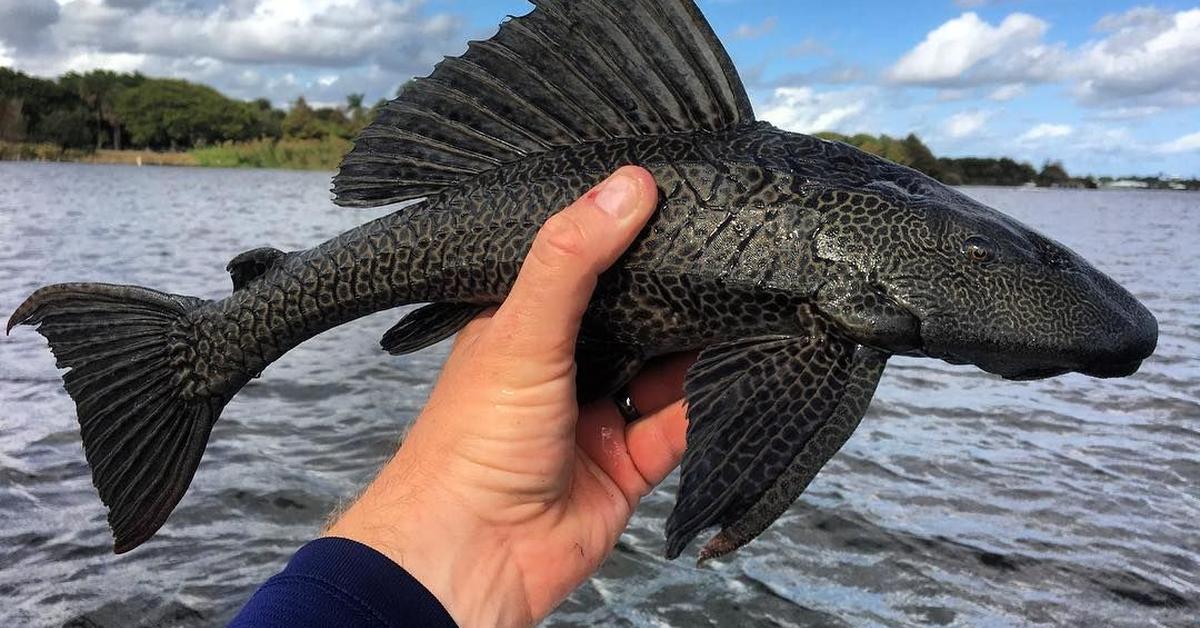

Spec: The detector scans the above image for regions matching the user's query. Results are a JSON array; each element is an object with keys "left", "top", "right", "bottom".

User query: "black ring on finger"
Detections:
[{"left": 613, "top": 387, "right": 641, "bottom": 422}]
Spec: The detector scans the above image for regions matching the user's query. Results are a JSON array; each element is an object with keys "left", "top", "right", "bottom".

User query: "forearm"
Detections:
[{"left": 230, "top": 537, "right": 457, "bottom": 627}]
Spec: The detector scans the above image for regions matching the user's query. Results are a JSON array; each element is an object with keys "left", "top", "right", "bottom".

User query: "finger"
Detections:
[
  {"left": 576, "top": 399, "right": 688, "bottom": 507},
  {"left": 491, "top": 166, "right": 658, "bottom": 360},
  {"left": 576, "top": 353, "right": 696, "bottom": 503},
  {"left": 625, "top": 401, "right": 688, "bottom": 489}
]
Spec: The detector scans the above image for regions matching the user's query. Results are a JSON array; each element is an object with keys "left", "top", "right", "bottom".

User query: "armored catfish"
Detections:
[{"left": 8, "top": 0, "right": 1158, "bottom": 560}]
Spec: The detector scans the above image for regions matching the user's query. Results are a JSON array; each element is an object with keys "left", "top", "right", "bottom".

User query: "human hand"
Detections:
[{"left": 324, "top": 166, "right": 695, "bottom": 627}]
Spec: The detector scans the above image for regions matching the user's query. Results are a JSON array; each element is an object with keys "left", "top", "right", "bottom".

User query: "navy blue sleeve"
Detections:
[{"left": 230, "top": 537, "right": 457, "bottom": 628}]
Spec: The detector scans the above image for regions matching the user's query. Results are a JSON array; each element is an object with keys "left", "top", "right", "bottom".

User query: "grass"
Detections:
[
  {"left": 2, "top": 138, "right": 351, "bottom": 171},
  {"left": 88, "top": 149, "right": 198, "bottom": 167},
  {"left": 0, "top": 141, "right": 199, "bottom": 166},
  {"left": 190, "top": 138, "right": 352, "bottom": 170},
  {"left": 0, "top": 141, "right": 93, "bottom": 162}
]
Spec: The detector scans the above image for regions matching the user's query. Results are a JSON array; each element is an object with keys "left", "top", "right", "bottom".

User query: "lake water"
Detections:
[{"left": 0, "top": 162, "right": 1196, "bottom": 627}]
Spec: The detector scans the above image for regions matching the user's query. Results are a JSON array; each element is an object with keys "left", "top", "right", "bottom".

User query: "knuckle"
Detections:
[{"left": 534, "top": 213, "right": 589, "bottom": 264}]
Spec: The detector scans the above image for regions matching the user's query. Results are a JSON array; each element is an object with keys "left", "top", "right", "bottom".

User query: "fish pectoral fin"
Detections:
[
  {"left": 227, "top": 247, "right": 289, "bottom": 292},
  {"left": 665, "top": 329, "right": 888, "bottom": 561},
  {"left": 575, "top": 340, "right": 644, "bottom": 407},
  {"left": 333, "top": 0, "right": 755, "bottom": 209},
  {"left": 381, "top": 303, "right": 488, "bottom": 355}
]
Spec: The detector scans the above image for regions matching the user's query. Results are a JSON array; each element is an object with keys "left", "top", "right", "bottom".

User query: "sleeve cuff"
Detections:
[{"left": 230, "top": 536, "right": 457, "bottom": 627}]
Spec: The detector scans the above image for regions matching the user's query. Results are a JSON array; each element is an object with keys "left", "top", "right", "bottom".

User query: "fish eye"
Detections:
[{"left": 962, "top": 236, "right": 995, "bottom": 263}]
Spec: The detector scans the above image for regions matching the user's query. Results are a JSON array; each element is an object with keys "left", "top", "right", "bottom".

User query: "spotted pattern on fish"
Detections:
[{"left": 7, "top": 0, "right": 1156, "bottom": 557}]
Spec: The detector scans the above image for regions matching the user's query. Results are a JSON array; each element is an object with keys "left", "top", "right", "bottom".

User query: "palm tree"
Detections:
[
  {"left": 346, "top": 93, "right": 366, "bottom": 128},
  {"left": 60, "top": 70, "right": 142, "bottom": 150}
]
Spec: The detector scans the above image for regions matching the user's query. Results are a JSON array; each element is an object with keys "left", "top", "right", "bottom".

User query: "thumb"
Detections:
[{"left": 492, "top": 166, "right": 659, "bottom": 361}]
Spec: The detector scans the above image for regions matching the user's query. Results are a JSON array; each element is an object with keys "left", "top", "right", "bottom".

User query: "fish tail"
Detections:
[{"left": 8, "top": 283, "right": 240, "bottom": 553}]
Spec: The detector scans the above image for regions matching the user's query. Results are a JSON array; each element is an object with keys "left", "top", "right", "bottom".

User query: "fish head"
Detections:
[{"left": 812, "top": 176, "right": 1158, "bottom": 381}]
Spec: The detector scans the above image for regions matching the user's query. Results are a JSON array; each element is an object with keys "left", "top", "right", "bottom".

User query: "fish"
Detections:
[{"left": 7, "top": 0, "right": 1157, "bottom": 561}]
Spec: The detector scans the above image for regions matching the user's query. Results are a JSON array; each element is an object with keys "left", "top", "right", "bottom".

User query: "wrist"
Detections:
[{"left": 324, "top": 457, "right": 534, "bottom": 627}]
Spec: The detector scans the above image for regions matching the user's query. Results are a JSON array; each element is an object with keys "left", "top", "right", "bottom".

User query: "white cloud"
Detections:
[
  {"left": 887, "top": 13, "right": 1064, "bottom": 87},
  {"left": 989, "top": 83, "right": 1026, "bottom": 101},
  {"left": 891, "top": 7, "right": 1200, "bottom": 112},
  {"left": 1073, "top": 8, "right": 1200, "bottom": 108},
  {"left": 1157, "top": 131, "right": 1200, "bottom": 154},
  {"left": 990, "top": 124, "right": 1150, "bottom": 176},
  {"left": 0, "top": 42, "right": 12, "bottom": 67},
  {"left": 66, "top": 0, "right": 461, "bottom": 69},
  {"left": 16, "top": 47, "right": 148, "bottom": 76},
  {"left": 1092, "top": 106, "right": 1165, "bottom": 120},
  {"left": 1018, "top": 123, "right": 1073, "bottom": 142},
  {"left": 734, "top": 17, "right": 778, "bottom": 40},
  {"left": 758, "top": 87, "right": 871, "bottom": 134},
  {"left": 937, "top": 88, "right": 971, "bottom": 102},
  {"left": 1, "top": 0, "right": 465, "bottom": 105},
  {"left": 788, "top": 37, "right": 830, "bottom": 57},
  {"left": 943, "top": 110, "right": 991, "bottom": 139}
]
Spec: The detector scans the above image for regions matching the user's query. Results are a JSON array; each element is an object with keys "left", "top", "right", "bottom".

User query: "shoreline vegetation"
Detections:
[{"left": 3, "top": 67, "right": 1197, "bottom": 189}]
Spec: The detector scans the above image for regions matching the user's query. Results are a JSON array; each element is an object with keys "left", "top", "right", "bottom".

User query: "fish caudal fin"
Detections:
[
  {"left": 334, "top": 0, "right": 755, "bottom": 209},
  {"left": 8, "top": 283, "right": 230, "bottom": 553}
]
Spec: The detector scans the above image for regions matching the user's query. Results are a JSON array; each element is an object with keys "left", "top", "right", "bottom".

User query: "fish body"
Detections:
[
  {"left": 8, "top": 0, "right": 1157, "bottom": 559},
  {"left": 180, "top": 127, "right": 886, "bottom": 395}
]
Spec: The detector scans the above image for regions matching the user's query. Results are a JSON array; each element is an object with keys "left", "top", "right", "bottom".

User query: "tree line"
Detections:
[
  {"left": 814, "top": 132, "right": 1098, "bottom": 189},
  {"left": 1, "top": 66, "right": 1195, "bottom": 187},
  {"left": 0, "top": 67, "right": 386, "bottom": 152}
]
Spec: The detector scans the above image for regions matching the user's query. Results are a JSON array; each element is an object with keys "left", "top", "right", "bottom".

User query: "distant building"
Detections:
[{"left": 1103, "top": 179, "right": 1150, "bottom": 189}]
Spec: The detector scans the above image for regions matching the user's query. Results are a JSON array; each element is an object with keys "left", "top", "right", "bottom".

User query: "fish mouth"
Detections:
[
  {"left": 1077, "top": 359, "right": 1144, "bottom": 379},
  {"left": 1001, "top": 367, "right": 1072, "bottom": 382},
  {"left": 917, "top": 308, "right": 1156, "bottom": 382},
  {"left": 989, "top": 358, "right": 1145, "bottom": 381}
]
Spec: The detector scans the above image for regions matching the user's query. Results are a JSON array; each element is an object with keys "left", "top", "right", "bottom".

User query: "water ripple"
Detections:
[{"left": 0, "top": 167, "right": 1196, "bottom": 626}]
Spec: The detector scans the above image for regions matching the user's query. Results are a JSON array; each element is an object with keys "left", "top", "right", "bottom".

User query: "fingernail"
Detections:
[{"left": 592, "top": 172, "right": 638, "bottom": 218}]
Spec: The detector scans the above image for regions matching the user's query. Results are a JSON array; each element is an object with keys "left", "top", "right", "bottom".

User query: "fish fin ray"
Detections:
[
  {"left": 382, "top": 303, "right": 488, "bottom": 355},
  {"left": 7, "top": 283, "right": 239, "bottom": 553},
  {"left": 333, "top": 0, "right": 754, "bottom": 208},
  {"left": 664, "top": 321, "right": 888, "bottom": 560},
  {"left": 698, "top": 347, "right": 888, "bottom": 563}
]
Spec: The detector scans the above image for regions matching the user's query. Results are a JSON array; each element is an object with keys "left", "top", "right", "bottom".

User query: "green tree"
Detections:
[
  {"left": 0, "top": 96, "right": 25, "bottom": 142},
  {"left": 1037, "top": 161, "right": 1071, "bottom": 188},
  {"left": 346, "top": 93, "right": 366, "bottom": 126},
  {"left": 248, "top": 98, "right": 284, "bottom": 139},
  {"left": 116, "top": 79, "right": 257, "bottom": 149},
  {"left": 902, "top": 134, "right": 941, "bottom": 179},
  {"left": 60, "top": 70, "right": 143, "bottom": 149},
  {"left": 283, "top": 96, "right": 324, "bottom": 139},
  {"left": 937, "top": 158, "right": 966, "bottom": 186},
  {"left": 35, "top": 108, "right": 94, "bottom": 149},
  {"left": 1, "top": 67, "right": 85, "bottom": 143},
  {"left": 315, "top": 105, "right": 352, "bottom": 138}
]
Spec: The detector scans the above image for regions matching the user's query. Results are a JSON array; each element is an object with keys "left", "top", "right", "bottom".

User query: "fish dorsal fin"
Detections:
[{"left": 333, "top": 0, "right": 755, "bottom": 208}]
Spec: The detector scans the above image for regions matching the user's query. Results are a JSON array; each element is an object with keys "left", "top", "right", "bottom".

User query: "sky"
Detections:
[{"left": 1, "top": 0, "right": 1198, "bottom": 177}]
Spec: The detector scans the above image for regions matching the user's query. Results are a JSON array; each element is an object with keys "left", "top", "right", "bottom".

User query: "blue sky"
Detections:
[{"left": 2, "top": 0, "right": 1198, "bottom": 176}]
